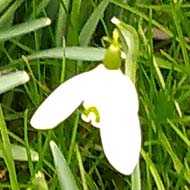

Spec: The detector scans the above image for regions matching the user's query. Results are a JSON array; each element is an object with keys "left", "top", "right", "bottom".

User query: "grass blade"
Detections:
[
  {"left": 50, "top": 140, "right": 80, "bottom": 190},
  {"left": 26, "top": 47, "right": 105, "bottom": 61},
  {"left": 0, "top": 105, "right": 19, "bottom": 190},
  {"left": 0, "top": 71, "right": 29, "bottom": 94},
  {"left": 79, "top": 0, "right": 109, "bottom": 46},
  {"left": 75, "top": 144, "right": 88, "bottom": 190},
  {"left": 141, "top": 149, "right": 166, "bottom": 190},
  {"left": 0, "top": 144, "right": 39, "bottom": 162},
  {"left": 131, "top": 163, "right": 141, "bottom": 190},
  {"left": 0, "top": 17, "right": 51, "bottom": 41}
]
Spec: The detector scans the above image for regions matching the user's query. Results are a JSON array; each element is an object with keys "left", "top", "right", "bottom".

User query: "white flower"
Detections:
[{"left": 30, "top": 64, "right": 141, "bottom": 175}]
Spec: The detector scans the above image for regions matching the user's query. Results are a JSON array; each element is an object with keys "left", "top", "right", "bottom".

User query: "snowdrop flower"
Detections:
[{"left": 30, "top": 30, "right": 141, "bottom": 175}]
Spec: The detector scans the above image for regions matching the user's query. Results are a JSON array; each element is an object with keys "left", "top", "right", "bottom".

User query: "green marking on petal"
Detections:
[
  {"left": 83, "top": 106, "right": 100, "bottom": 123},
  {"left": 103, "top": 29, "right": 122, "bottom": 70}
]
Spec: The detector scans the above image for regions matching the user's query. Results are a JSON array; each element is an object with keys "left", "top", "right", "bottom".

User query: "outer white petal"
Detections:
[
  {"left": 100, "top": 114, "right": 141, "bottom": 175},
  {"left": 100, "top": 72, "right": 140, "bottom": 175},
  {"left": 30, "top": 71, "right": 91, "bottom": 129},
  {"left": 82, "top": 65, "right": 141, "bottom": 174}
]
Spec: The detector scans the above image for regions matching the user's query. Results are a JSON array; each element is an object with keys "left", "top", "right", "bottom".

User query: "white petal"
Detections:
[
  {"left": 100, "top": 114, "right": 141, "bottom": 175},
  {"left": 30, "top": 71, "right": 90, "bottom": 129},
  {"left": 83, "top": 65, "right": 141, "bottom": 174},
  {"left": 82, "top": 64, "right": 139, "bottom": 126}
]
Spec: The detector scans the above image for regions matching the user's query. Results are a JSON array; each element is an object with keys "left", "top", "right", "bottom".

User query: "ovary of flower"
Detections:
[{"left": 30, "top": 64, "right": 141, "bottom": 175}]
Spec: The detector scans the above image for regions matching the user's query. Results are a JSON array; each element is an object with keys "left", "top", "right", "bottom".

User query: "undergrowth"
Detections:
[{"left": 0, "top": 0, "right": 190, "bottom": 189}]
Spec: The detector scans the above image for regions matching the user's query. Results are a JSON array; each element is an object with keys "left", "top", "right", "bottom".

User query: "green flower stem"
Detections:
[
  {"left": 0, "top": 105, "right": 19, "bottom": 190},
  {"left": 111, "top": 17, "right": 139, "bottom": 83},
  {"left": 24, "top": 109, "right": 34, "bottom": 175}
]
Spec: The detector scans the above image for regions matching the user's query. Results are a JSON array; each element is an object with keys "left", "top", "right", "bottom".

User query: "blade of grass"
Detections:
[
  {"left": 141, "top": 149, "right": 166, "bottom": 190},
  {"left": 0, "top": 71, "right": 29, "bottom": 94},
  {"left": 22, "top": 55, "right": 42, "bottom": 106},
  {"left": 159, "top": 128, "right": 190, "bottom": 183},
  {"left": 75, "top": 144, "right": 88, "bottom": 190},
  {"left": 79, "top": 0, "right": 109, "bottom": 46},
  {"left": 171, "top": 3, "right": 189, "bottom": 67},
  {"left": 153, "top": 56, "right": 166, "bottom": 89},
  {"left": 0, "top": 105, "right": 19, "bottom": 190},
  {"left": 35, "top": 0, "right": 51, "bottom": 17},
  {"left": 0, "top": 144, "right": 39, "bottom": 161},
  {"left": 159, "top": 129, "right": 183, "bottom": 172},
  {"left": 24, "top": 109, "right": 34, "bottom": 175},
  {"left": 167, "top": 119, "right": 190, "bottom": 147},
  {"left": 67, "top": 111, "right": 80, "bottom": 164},
  {"left": 0, "top": 0, "right": 14, "bottom": 14},
  {"left": 35, "top": 131, "right": 53, "bottom": 172},
  {"left": 131, "top": 163, "right": 141, "bottom": 190},
  {"left": 55, "top": 3, "right": 65, "bottom": 46},
  {"left": 25, "top": 47, "right": 105, "bottom": 61},
  {"left": 0, "top": 17, "right": 51, "bottom": 41},
  {"left": 55, "top": 0, "right": 70, "bottom": 46},
  {"left": 50, "top": 140, "right": 80, "bottom": 190},
  {"left": 0, "top": 0, "right": 24, "bottom": 27},
  {"left": 60, "top": 37, "right": 66, "bottom": 83},
  {"left": 67, "top": 0, "right": 81, "bottom": 45}
]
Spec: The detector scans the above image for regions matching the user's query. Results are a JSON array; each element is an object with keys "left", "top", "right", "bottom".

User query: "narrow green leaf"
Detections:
[
  {"left": 131, "top": 163, "right": 141, "bottom": 190},
  {"left": 26, "top": 47, "right": 105, "bottom": 61},
  {"left": 155, "top": 56, "right": 187, "bottom": 73},
  {"left": 0, "top": 17, "right": 51, "bottom": 41},
  {"left": 159, "top": 129, "right": 190, "bottom": 183},
  {"left": 141, "top": 149, "right": 166, "bottom": 190},
  {"left": 55, "top": 0, "right": 70, "bottom": 46},
  {"left": 0, "top": 144, "right": 39, "bottom": 162},
  {"left": 0, "top": 0, "right": 24, "bottom": 27},
  {"left": 0, "top": 71, "right": 29, "bottom": 94},
  {"left": 0, "top": 105, "right": 19, "bottom": 190},
  {"left": 67, "top": 0, "right": 81, "bottom": 45},
  {"left": 79, "top": 0, "right": 109, "bottom": 46},
  {"left": 0, "top": 0, "right": 13, "bottom": 14},
  {"left": 75, "top": 144, "right": 88, "bottom": 190},
  {"left": 50, "top": 141, "right": 79, "bottom": 190},
  {"left": 171, "top": 4, "right": 189, "bottom": 67},
  {"left": 167, "top": 119, "right": 190, "bottom": 147},
  {"left": 36, "top": 0, "right": 51, "bottom": 17},
  {"left": 159, "top": 130, "right": 183, "bottom": 172}
]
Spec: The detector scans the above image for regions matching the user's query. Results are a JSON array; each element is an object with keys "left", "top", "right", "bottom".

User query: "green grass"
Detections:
[{"left": 0, "top": 0, "right": 190, "bottom": 189}]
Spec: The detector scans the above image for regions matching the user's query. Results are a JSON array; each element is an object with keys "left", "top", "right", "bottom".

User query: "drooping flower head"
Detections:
[{"left": 30, "top": 24, "right": 141, "bottom": 175}]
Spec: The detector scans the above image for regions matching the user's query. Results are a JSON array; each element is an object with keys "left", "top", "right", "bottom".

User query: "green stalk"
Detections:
[
  {"left": 0, "top": 105, "right": 19, "bottom": 190},
  {"left": 67, "top": 111, "right": 80, "bottom": 164},
  {"left": 75, "top": 144, "right": 88, "bottom": 190},
  {"left": 111, "top": 17, "right": 139, "bottom": 83},
  {"left": 24, "top": 109, "right": 34, "bottom": 175}
]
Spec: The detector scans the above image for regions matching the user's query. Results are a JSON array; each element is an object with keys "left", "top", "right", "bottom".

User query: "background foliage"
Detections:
[{"left": 0, "top": 0, "right": 190, "bottom": 189}]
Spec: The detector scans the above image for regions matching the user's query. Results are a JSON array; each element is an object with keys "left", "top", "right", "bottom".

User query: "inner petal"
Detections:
[{"left": 81, "top": 103, "right": 100, "bottom": 128}]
